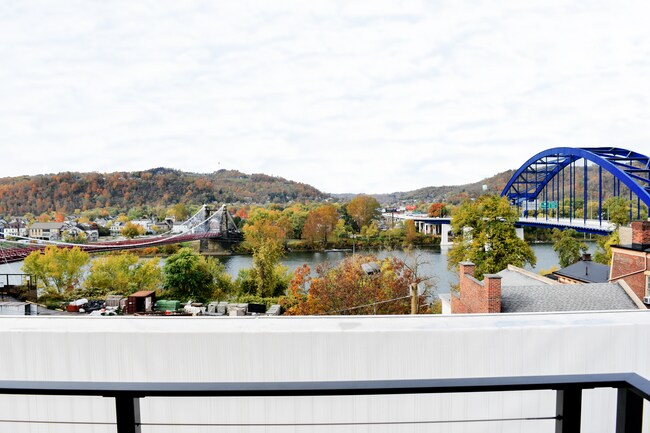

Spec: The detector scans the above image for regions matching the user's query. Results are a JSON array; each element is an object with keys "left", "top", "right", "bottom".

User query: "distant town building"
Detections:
[
  {"left": 29, "top": 222, "right": 65, "bottom": 241},
  {"left": 110, "top": 221, "right": 125, "bottom": 236},
  {"left": 4, "top": 220, "right": 28, "bottom": 239}
]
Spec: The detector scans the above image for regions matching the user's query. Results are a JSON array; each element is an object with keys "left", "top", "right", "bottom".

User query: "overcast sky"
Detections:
[{"left": 1, "top": 1, "right": 649, "bottom": 194}]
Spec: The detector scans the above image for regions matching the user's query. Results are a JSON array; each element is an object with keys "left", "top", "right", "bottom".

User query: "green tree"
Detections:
[
  {"left": 603, "top": 197, "right": 630, "bottom": 227},
  {"left": 281, "top": 204, "right": 310, "bottom": 239},
  {"left": 346, "top": 195, "right": 381, "bottom": 231},
  {"left": 593, "top": 230, "right": 619, "bottom": 265},
  {"left": 447, "top": 195, "right": 536, "bottom": 279},
  {"left": 162, "top": 248, "right": 225, "bottom": 303},
  {"left": 85, "top": 254, "right": 162, "bottom": 296},
  {"left": 121, "top": 221, "right": 145, "bottom": 238},
  {"left": 551, "top": 228, "right": 587, "bottom": 268},
  {"left": 23, "top": 246, "right": 90, "bottom": 295},
  {"left": 243, "top": 214, "right": 288, "bottom": 297}
]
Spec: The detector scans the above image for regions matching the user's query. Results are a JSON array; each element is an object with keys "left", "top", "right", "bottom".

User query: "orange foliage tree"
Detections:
[
  {"left": 281, "top": 255, "right": 432, "bottom": 315},
  {"left": 428, "top": 202, "right": 447, "bottom": 217},
  {"left": 346, "top": 195, "right": 381, "bottom": 230},
  {"left": 301, "top": 204, "right": 340, "bottom": 247}
]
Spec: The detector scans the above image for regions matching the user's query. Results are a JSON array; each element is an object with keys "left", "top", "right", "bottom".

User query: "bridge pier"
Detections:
[
  {"left": 441, "top": 224, "right": 452, "bottom": 246},
  {"left": 516, "top": 227, "right": 524, "bottom": 241},
  {"left": 199, "top": 239, "right": 232, "bottom": 255}
]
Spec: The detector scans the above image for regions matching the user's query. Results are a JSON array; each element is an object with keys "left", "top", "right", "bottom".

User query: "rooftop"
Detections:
[
  {"left": 497, "top": 264, "right": 557, "bottom": 287},
  {"left": 552, "top": 260, "right": 610, "bottom": 283},
  {"left": 501, "top": 282, "right": 640, "bottom": 313}
]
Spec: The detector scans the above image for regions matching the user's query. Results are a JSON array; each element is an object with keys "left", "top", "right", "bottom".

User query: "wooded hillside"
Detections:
[{"left": 0, "top": 168, "right": 328, "bottom": 215}]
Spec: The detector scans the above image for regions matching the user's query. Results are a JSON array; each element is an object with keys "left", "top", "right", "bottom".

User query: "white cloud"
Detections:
[{"left": 0, "top": 1, "right": 649, "bottom": 194}]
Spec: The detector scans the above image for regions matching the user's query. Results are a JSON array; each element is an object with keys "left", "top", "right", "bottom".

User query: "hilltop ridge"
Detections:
[{"left": 0, "top": 168, "right": 328, "bottom": 215}]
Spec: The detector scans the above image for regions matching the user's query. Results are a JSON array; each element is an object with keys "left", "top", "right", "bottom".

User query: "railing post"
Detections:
[
  {"left": 616, "top": 388, "right": 643, "bottom": 433},
  {"left": 555, "top": 387, "right": 582, "bottom": 433},
  {"left": 115, "top": 396, "right": 141, "bottom": 433}
]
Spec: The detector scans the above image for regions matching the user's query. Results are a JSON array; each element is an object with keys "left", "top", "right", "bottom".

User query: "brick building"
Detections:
[
  {"left": 610, "top": 220, "right": 650, "bottom": 304},
  {"left": 448, "top": 261, "right": 643, "bottom": 314},
  {"left": 450, "top": 262, "right": 503, "bottom": 314}
]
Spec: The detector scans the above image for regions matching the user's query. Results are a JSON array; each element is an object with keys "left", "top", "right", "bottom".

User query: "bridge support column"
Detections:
[
  {"left": 200, "top": 239, "right": 230, "bottom": 255},
  {"left": 515, "top": 227, "right": 524, "bottom": 241},
  {"left": 440, "top": 224, "right": 452, "bottom": 246}
]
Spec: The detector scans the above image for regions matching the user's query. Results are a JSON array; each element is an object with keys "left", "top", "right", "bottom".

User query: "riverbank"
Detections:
[{"left": 0, "top": 244, "right": 565, "bottom": 296}]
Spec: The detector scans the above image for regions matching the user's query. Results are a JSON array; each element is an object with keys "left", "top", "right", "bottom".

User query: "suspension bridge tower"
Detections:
[{"left": 199, "top": 205, "right": 243, "bottom": 254}]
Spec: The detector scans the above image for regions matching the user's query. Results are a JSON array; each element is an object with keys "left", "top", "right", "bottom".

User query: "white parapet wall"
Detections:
[{"left": 1, "top": 311, "right": 650, "bottom": 432}]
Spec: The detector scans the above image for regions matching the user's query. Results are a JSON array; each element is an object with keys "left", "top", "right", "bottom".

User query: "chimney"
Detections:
[
  {"left": 581, "top": 253, "right": 591, "bottom": 261},
  {"left": 483, "top": 274, "right": 502, "bottom": 313},
  {"left": 459, "top": 261, "right": 475, "bottom": 278},
  {"left": 631, "top": 221, "right": 650, "bottom": 250}
]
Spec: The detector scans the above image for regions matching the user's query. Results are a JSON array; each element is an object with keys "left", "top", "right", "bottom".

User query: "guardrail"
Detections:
[{"left": 1, "top": 373, "right": 649, "bottom": 432}]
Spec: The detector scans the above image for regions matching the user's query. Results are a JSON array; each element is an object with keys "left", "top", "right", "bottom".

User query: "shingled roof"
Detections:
[{"left": 501, "top": 282, "right": 640, "bottom": 313}]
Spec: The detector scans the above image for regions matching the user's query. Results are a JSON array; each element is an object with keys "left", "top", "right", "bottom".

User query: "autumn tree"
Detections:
[
  {"left": 281, "top": 204, "right": 310, "bottom": 239},
  {"left": 428, "top": 203, "right": 447, "bottom": 217},
  {"left": 447, "top": 195, "right": 536, "bottom": 279},
  {"left": 37, "top": 213, "right": 52, "bottom": 222},
  {"left": 301, "top": 204, "right": 339, "bottom": 247},
  {"left": 404, "top": 220, "right": 418, "bottom": 246},
  {"left": 62, "top": 230, "right": 88, "bottom": 244},
  {"left": 169, "top": 203, "right": 190, "bottom": 221},
  {"left": 346, "top": 195, "right": 381, "bottom": 231},
  {"left": 23, "top": 246, "right": 90, "bottom": 295},
  {"left": 242, "top": 211, "right": 288, "bottom": 297},
  {"left": 121, "top": 222, "right": 145, "bottom": 238},
  {"left": 551, "top": 228, "right": 587, "bottom": 268},
  {"left": 279, "top": 264, "right": 311, "bottom": 314},
  {"left": 282, "top": 255, "right": 432, "bottom": 315},
  {"left": 85, "top": 254, "right": 162, "bottom": 297}
]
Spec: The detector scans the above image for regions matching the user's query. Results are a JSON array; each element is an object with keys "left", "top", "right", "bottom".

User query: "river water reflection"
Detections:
[
  {"left": 0, "top": 243, "right": 566, "bottom": 294},
  {"left": 212, "top": 243, "right": 563, "bottom": 294}
]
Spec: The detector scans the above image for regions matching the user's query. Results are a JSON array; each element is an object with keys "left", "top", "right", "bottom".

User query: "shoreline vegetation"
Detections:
[{"left": 4, "top": 192, "right": 631, "bottom": 315}]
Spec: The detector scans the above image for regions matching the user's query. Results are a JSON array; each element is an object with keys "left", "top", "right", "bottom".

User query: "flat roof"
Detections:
[{"left": 553, "top": 261, "right": 610, "bottom": 283}]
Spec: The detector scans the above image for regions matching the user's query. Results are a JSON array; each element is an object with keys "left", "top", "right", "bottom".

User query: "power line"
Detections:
[{"left": 320, "top": 295, "right": 414, "bottom": 315}]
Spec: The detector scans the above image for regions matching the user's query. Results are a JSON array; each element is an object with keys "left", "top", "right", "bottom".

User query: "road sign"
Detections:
[{"left": 540, "top": 201, "right": 558, "bottom": 210}]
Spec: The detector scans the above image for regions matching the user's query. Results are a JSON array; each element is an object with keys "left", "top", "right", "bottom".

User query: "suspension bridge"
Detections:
[{"left": 0, "top": 205, "right": 242, "bottom": 264}]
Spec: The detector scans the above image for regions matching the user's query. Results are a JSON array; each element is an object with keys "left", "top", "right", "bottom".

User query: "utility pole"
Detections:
[{"left": 411, "top": 283, "right": 418, "bottom": 315}]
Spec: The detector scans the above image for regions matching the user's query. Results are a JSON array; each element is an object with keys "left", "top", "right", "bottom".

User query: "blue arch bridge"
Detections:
[{"left": 390, "top": 147, "right": 650, "bottom": 245}]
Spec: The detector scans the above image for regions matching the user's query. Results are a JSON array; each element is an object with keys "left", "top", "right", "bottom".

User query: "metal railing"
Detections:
[{"left": 0, "top": 373, "right": 648, "bottom": 432}]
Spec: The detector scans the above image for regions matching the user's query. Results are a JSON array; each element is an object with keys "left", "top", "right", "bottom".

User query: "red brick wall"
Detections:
[
  {"left": 451, "top": 262, "right": 501, "bottom": 314},
  {"left": 610, "top": 247, "right": 649, "bottom": 301},
  {"left": 632, "top": 221, "right": 650, "bottom": 248}
]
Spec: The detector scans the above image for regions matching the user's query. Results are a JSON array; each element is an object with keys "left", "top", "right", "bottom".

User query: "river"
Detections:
[{"left": 0, "top": 243, "right": 567, "bottom": 294}]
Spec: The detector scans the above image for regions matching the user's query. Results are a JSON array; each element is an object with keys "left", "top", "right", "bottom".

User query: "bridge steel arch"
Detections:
[{"left": 501, "top": 147, "right": 650, "bottom": 227}]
